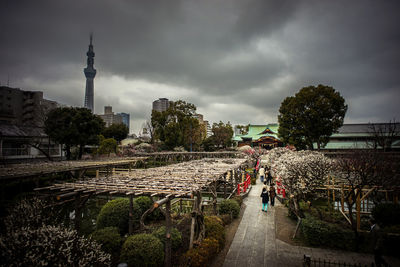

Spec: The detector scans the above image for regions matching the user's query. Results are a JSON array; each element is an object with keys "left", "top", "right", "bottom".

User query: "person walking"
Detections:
[
  {"left": 269, "top": 184, "right": 276, "bottom": 207},
  {"left": 259, "top": 166, "right": 265, "bottom": 183},
  {"left": 263, "top": 181, "right": 268, "bottom": 190},
  {"left": 266, "top": 169, "right": 273, "bottom": 185},
  {"left": 260, "top": 187, "right": 269, "bottom": 212}
]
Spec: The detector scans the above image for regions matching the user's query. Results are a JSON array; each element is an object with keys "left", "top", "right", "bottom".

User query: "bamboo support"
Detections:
[
  {"left": 339, "top": 208, "right": 352, "bottom": 225},
  {"left": 356, "top": 189, "right": 361, "bottom": 231},
  {"left": 165, "top": 199, "right": 172, "bottom": 267},
  {"left": 341, "top": 184, "right": 345, "bottom": 213},
  {"left": 129, "top": 194, "right": 134, "bottom": 235}
]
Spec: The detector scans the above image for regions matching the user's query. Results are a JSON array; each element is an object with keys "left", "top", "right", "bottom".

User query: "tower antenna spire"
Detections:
[{"left": 84, "top": 33, "right": 96, "bottom": 113}]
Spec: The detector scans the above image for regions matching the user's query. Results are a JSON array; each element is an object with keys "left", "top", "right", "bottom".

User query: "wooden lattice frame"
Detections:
[{"left": 42, "top": 158, "right": 249, "bottom": 197}]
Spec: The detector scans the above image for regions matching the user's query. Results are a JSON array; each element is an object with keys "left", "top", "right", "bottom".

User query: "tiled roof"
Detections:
[
  {"left": 0, "top": 124, "right": 46, "bottom": 137},
  {"left": 234, "top": 124, "right": 279, "bottom": 141}
]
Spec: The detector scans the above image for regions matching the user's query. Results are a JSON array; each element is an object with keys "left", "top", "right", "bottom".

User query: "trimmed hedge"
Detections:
[
  {"left": 301, "top": 214, "right": 355, "bottom": 250},
  {"left": 184, "top": 238, "right": 220, "bottom": 267},
  {"left": 219, "top": 199, "right": 240, "bottom": 218},
  {"left": 120, "top": 233, "right": 164, "bottom": 267},
  {"left": 134, "top": 196, "right": 163, "bottom": 221},
  {"left": 90, "top": 227, "right": 122, "bottom": 260},
  {"left": 204, "top": 216, "right": 225, "bottom": 248},
  {"left": 96, "top": 198, "right": 140, "bottom": 234},
  {"left": 372, "top": 203, "right": 400, "bottom": 227},
  {"left": 232, "top": 195, "right": 243, "bottom": 207},
  {"left": 152, "top": 226, "right": 182, "bottom": 250},
  {"left": 219, "top": 214, "right": 232, "bottom": 226}
]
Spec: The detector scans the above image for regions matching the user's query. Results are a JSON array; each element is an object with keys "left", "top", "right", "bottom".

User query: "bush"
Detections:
[
  {"left": 218, "top": 214, "right": 232, "bottom": 225},
  {"left": 96, "top": 198, "right": 140, "bottom": 234},
  {"left": 219, "top": 199, "right": 240, "bottom": 219},
  {"left": 90, "top": 227, "right": 122, "bottom": 259},
  {"left": 0, "top": 225, "right": 111, "bottom": 266},
  {"left": 184, "top": 238, "right": 220, "bottom": 267},
  {"left": 120, "top": 233, "right": 164, "bottom": 267},
  {"left": 301, "top": 214, "right": 355, "bottom": 250},
  {"left": 204, "top": 216, "right": 225, "bottom": 247},
  {"left": 152, "top": 226, "right": 182, "bottom": 250},
  {"left": 372, "top": 203, "right": 400, "bottom": 227},
  {"left": 232, "top": 195, "right": 243, "bottom": 207},
  {"left": 134, "top": 196, "right": 163, "bottom": 221}
]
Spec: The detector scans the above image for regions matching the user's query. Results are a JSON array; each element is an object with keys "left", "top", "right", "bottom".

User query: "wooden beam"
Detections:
[
  {"left": 165, "top": 199, "right": 172, "bottom": 267},
  {"left": 129, "top": 194, "right": 134, "bottom": 235},
  {"left": 360, "top": 186, "right": 377, "bottom": 201},
  {"left": 356, "top": 189, "right": 361, "bottom": 231}
]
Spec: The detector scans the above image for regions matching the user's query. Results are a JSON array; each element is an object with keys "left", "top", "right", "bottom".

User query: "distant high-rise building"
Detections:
[
  {"left": 0, "top": 86, "right": 62, "bottom": 159},
  {"left": 152, "top": 98, "right": 170, "bottom": 112},
  {"left": 84, "top": 34, "right": 96, "bottom": 113},
  {"left": 99, "top": 106, "right": 123, "bottom": 127},
  {"left": 0, "top": 86, "right": 58, "bottom": 127},
  {"left": 204, "top": 120, "right": 212, "bottom": 137},
  {"left": 117, "top": 112, "right": 130, "bottom": 132}
]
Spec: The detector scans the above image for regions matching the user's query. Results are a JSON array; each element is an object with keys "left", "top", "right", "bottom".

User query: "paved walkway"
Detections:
[{"left": 223, "top": 180, "right": 400, "bottom": 267}]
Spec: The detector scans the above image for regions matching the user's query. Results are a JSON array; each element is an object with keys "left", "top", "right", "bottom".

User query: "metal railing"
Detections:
[
  {"left": 2, "top": 148, "right": 29, "bottom": 156},
  {"left": 303, "top": 255, "right": 373, "bottom": 267}
]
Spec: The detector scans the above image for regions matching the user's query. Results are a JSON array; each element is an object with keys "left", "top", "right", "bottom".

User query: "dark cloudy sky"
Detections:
[{"left": 1, "top": 0, "right": 400, "bottom": 134}]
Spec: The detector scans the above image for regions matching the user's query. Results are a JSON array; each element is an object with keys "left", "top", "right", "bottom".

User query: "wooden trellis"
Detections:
[
  {"left": 317, "top": 180, "right": 399, "bottom": 231},
  {"left": 0, "top": 157, "right": 147, "bottom": 181},
  {"left": 35, "top": 158, "right": 251, "bottom": 267}
]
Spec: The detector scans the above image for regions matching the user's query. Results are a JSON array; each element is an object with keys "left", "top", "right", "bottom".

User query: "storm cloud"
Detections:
[{"left": 1, "top": 0, "right": 399, "bottom": 133}]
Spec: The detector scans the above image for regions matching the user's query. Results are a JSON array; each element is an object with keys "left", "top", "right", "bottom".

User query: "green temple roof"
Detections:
[{"left": 233, "top": 124, "right": 279, "bottom": 142}]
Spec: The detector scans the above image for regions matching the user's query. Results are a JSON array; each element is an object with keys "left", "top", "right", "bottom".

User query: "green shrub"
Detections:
[
  {"left": 301, "top": 214, "right": 355, "bottom": 250},
  {"left": 184, "top": 238, "right": 219, "bottom": 267},
  {"left": 90, "top": 227, "right": 122, "bottom": 260},
  {"left": 372, "top": 203, "right": 400, "bottom": 227},
  {"left": 204, "top": 216, "right": 225, "bottom": 248},
  {"left": 134, "top": 196, "right": 163, "bottom": 221},
  {"left": 96, "top": 198, "right": 140, "bottom": 234},
  {"left": 219, "top": 199, "right": 240, "bottom": 219},
  {"left": 152, "top": 226, "right": 182, "bottom": 250},
  {"left": 120, "top": 234, "right": 164, "bottom": 267},
  {"left": 232, "top": 195, "right": 243, "bottom": 207},
  {"left": 218, "top": 214, "right": 232, "bottom": 225}
]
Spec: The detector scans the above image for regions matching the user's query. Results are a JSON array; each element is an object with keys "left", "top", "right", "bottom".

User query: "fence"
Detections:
[
  {"left": 303, "top": 255, "right": 373, "bottom": 267},
  {"left": 237, "top": 173, "right": 251, "bottom": 195},
  {"left": 170, "top": 198, "right": 220, "bottom": 215}
]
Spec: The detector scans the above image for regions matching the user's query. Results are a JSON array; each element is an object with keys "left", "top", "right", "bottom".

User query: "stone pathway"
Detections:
[{"left": 223, "top": 180, "right": 400, "bottom": 267}]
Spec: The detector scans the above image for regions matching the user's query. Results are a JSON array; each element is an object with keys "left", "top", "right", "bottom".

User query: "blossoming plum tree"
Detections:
[{"left": 268, "top": 148, "right": 333, "bottom": 218}]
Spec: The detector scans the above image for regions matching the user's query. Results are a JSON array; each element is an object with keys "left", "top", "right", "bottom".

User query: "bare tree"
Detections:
[
  {"left": 335, "top": 150, "right": 397, "bottom": 249},
  {"left": 368, "top": 119, "right": 400, "bottom": 152}
]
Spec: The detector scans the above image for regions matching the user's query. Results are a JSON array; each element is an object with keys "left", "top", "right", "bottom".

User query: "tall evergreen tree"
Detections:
[{"left": 278, "top": 84, "right": 347, "bottom": 150}]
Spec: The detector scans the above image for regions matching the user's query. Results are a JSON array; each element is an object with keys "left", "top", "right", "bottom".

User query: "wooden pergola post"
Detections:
[
  {"left": 189, "top": 190, "right": 205, "bottom": 249},
  {"left": 223, "top": 173, "right": 227, "bottom": 199},
  {"left": 165, "top": 198, "right": 172, "bottom": 267},
  {"left": 341, "top": 184, "right": 345, "bottom": 213},
  {"left": 74, "top": 193, "right": 82, "bottom": 232},
  {"left": 189, "top": 193, "right": 196, "bottom": 249},
  {"left": 356, "top": 189, "right": 361, "bottom": 231},
  {"left": 129, "top": 194, "right": 134, "bottom": 235},
  {"left": 211, "top": 182, "right": 217, "bottom": 215},
  {"left": 73, "top": 192, "right": 91, "bottom": 233}
]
